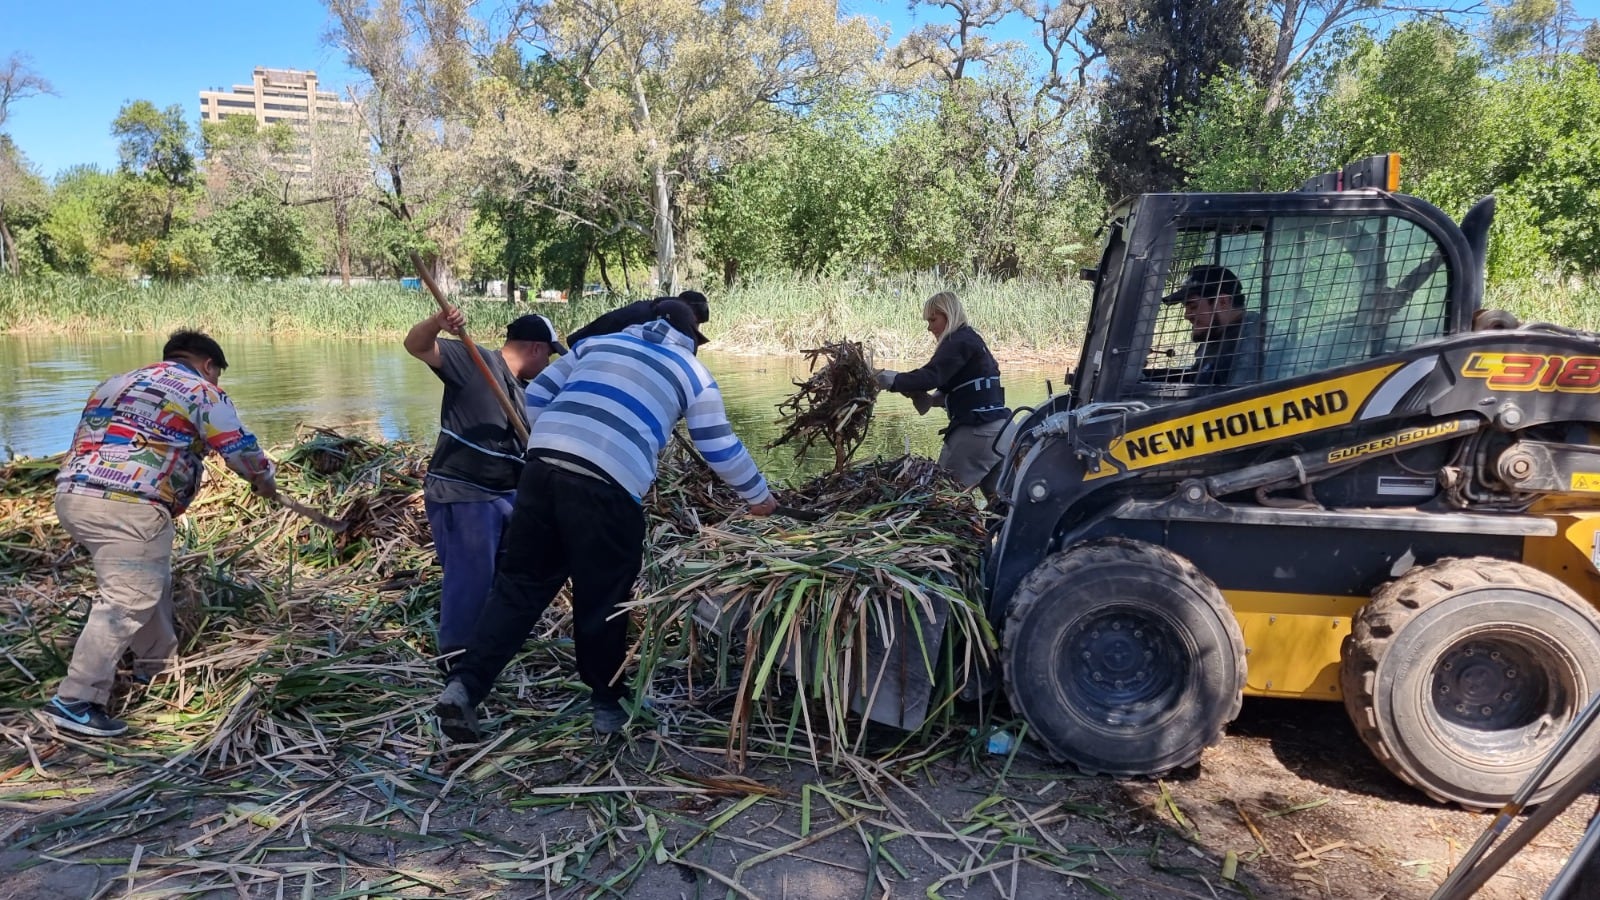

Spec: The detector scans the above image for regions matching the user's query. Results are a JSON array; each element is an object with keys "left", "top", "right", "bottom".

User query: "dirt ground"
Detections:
[{"left": 1, "top": 691, "right": 1594, "bottom": 900}]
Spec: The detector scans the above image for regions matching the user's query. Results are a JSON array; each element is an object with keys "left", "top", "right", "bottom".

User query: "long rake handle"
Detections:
[
  {"left": 408, "top": 251, "right": 531, "bottom": 446},
  {"left": 276, "top": 494, "right": 347, "bottom": 533}
]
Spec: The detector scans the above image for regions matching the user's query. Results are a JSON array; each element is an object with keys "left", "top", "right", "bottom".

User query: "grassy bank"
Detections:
[
  {"left": 0, "top": 274, "right": 1091, "bottom": 362},
  {"left": 1486, "top": 280, "right": 1600, "bottom": 332},
  {"left": 2, "top": 273, "right": 1594, "bottom": 365}
]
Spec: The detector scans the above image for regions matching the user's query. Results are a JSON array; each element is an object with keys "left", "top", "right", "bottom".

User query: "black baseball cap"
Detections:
[
  {"left": 677, "top": 290, "right": 710, "bottom": 323},
  {"left": 1162, "top": 265, "right": 1243, "bottom": 305},
  {"left": 656, "top": 299, "right": 709, "bottom": 347},
  {"left": 506, "top": 314, "right": 568, "bottom": 354}
]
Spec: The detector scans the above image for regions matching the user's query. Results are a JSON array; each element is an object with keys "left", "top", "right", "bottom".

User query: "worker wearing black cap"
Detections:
[
  {"left": 404, "top": 308, "right": 566, "bottom": 664},
  {"left": 1160, "top": 265, "right": 1264, "bottom": 387}
]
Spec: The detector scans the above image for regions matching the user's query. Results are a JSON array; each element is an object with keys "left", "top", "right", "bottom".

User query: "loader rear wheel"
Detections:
[
  {"left": 1002, "top": 538, "right": 1245, "bottom": 776},
  {"left": 1342, "top": 558, "right": 1600, "bottom": 809}
]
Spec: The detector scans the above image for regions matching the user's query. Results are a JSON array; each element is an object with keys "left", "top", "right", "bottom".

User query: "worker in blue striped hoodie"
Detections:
[{"left": 433, "top": 300, "right": 777, "bottom": 739}]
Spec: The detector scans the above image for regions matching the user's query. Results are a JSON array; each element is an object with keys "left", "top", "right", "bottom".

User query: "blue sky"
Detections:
[
  {"left": 4, "top": 0, "right": 359, "bottom": 178},
  {"left": 0, "top": 0, "right": 916, "bottom": 179},
  {"left": 3, "top": 0, "right": 1597, "bottom": 180}
]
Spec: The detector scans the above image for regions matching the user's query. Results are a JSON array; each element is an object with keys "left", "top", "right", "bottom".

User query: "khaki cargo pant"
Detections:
[
  {"left": 55, "top": 492, "right": 178, "bottom": 705},
  {"left": 939, "top": 418, "right": 1013, "bottom": 501}
]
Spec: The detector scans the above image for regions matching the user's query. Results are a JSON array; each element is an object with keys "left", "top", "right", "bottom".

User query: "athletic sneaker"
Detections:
[
  {"left": 41, "top": 696, "right": 128, "bottom": 738},
  {"left": 434, "top": 681, "right": 482, "bottom": 743},
  {"left": 592, "top": 702, "right": 628, "bottom": 736}
]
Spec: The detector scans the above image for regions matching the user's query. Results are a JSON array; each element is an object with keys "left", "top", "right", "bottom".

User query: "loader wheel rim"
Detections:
[
  {"left": 1065, "top": 607, "right": 1182, "bottom": 725},
  {"left": 1429, "top": 632, "right": 1557, "bottom": 753}
]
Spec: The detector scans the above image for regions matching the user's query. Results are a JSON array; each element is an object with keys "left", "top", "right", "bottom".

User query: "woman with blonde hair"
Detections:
[{"left": 876, "top": 291, "right": 1010, "bottom": 502}]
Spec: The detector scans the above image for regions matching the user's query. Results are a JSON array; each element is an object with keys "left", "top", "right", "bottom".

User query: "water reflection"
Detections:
[{"left": 0, "top": 335, "right": 1066, "bottom": 484}]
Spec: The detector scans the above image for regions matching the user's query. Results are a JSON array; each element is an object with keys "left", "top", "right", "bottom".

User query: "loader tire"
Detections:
[
  {"left": 1342, "top": 557, "right": 1600, "bottom": 809},
  {"left": 1002, "top": 538, "right": 1245, "bottom": 776}
]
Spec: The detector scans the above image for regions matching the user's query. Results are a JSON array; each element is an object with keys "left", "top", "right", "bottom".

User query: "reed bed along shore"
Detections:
[
  {"left": 3, "top": 432, "right": 1238, "bottom": 899},
  {"left": 5, "top": 273, "right": 1595, "bottom": 370},
  {"left": 0, "top": 274, "right": 1092, "bottom": 363}
]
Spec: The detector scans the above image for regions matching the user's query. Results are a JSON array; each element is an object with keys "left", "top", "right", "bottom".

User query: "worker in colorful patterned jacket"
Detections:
[
  {"left": 875, "top": 291, "right": 1011, "bottom": 504},
  {"left": 44, "top": 331, "right": 277, "bottom": 738},
  {"left": 433, "top": 300, "right": 776, "bottom": 740}
]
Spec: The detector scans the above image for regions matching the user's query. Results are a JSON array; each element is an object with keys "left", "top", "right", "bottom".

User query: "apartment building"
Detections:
[{"left": 199, "top": 68, "right": 362, "bottom": 172}]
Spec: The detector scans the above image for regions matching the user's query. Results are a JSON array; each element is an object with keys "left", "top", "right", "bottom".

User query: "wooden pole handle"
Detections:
[
  {"left": 408, "top": 251, "right": 531, "bottom": 446},
  {"left": 277, "top": 494, "right": 348, "bottom": 533}
]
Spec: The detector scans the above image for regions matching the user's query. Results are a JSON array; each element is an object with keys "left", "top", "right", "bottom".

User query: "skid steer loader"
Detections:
[{"left": 987, "top": 154, "right": 1600, "bottom": 809}]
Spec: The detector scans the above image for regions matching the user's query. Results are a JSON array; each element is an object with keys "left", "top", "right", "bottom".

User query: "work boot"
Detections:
[
  {"left": 592, "top": 700, "right": 628, "bottom": 736},
  {"left": 433, "top": 681, "right": 482, "bottom": 743},
  {"left": 41, "top": 696, "right": 128, "bottom": 738}
]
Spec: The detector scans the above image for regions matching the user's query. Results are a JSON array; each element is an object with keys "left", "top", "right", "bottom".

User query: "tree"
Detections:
[
  {"left": 881, "top": 1, "right": 1094, "bottom": 277},
  {"left": 0, "top": 53, "right": 55, "bottom": 131},
  {"left": 1317, "top": 22, "right": 1486, "bottom": 202},
  {"left": 325, "top": 0, "right": 469, "bottom": 284},
  {"left": 39, "top": 166, "right": 115, "bottom": 274},
  {"left": 479, "top": 0, "right": 880, "bottom": 292},
  {"left": 1476, "top": 56, "right": 1600, "bottom": 276},
  {"left": 209, "top": 189, "right": 311, "bottom": 279},
  {"left": 0, "top": 137, "right": 47, "bottom": 275},
  {"left": 892, "top": 0, "right": 1020, "bottom": 85},
  {"left": 200, "top": 110, "right": 375, "bottom": 284},
  {"left": 111, "top": 100, "right": 197, "bottom": 239},
  {"left": 200, "top": 114, "right": 298, "bottom": 201},
  {"left": 1487, "top": 0, "right": 1588, "bottom": 63},
  {"left": 306, "top": 117, "right": 376, "bottom": 285},
  {"left": 1087, "top": 0, "right": 1260, "bottom": 198},
  {"left": 703, "top": 93, "right": 893, "bottom": 280},
  {"left": 0, "top": 54, "right": 55, "bottom": 274}
]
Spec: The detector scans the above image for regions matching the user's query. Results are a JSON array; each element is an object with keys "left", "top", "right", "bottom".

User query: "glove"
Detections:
[
  {"left": 911, "top": 392, "right": 933, "bottom": 416},
  {"left": 250, "top": 472, "right": 279, "bottom": 500},
  {"left": 875, "top": 369, "right": 898, "bottom": 390}
]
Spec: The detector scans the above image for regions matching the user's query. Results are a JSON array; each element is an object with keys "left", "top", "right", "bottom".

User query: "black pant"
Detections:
[{"left": 451, "top": 458, "right": 645, "bottom": 708}]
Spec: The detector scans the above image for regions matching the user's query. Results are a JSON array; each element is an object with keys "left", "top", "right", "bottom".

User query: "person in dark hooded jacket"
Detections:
[
  {"left": 875, "top": 291, "right": 1011, "bottom": 503},
  {"left": 566, "top": 290, "right": 710, "bottom": 348}
]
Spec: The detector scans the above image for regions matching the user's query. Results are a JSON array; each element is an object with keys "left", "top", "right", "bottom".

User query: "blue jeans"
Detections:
[{"left": 424, "top": 495, "right": 515, "bottom": 655}]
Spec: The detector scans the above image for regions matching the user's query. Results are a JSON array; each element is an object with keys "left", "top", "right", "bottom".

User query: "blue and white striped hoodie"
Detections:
[{"left": 523, "top": 318, "right": 773, "bottom": 506}]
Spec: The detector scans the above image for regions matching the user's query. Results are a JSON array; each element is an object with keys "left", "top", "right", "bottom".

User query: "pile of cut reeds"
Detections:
[
  {"left": 3, "top": 429, "right": 991, "bottom": 756},
  {"left": 638, "top": 440, "right": 996, "bottom": 768}
]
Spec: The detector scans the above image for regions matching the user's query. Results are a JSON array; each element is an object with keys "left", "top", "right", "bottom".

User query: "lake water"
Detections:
[{"left": 0, "top": 335, "right": 1068, "bottom": 483}]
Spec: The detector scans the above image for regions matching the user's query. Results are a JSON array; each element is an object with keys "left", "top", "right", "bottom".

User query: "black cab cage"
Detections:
[{"left": 1074, "top": 189, "right": 1484, "bottom": 406}]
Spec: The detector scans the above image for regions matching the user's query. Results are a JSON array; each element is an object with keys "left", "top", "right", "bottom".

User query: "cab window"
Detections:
[{"left": 1129, "top": 212, "right": 1451, "bottom": 398}]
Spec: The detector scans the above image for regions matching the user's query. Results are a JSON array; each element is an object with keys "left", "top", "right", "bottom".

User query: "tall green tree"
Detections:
[
  {"left": 474, "top": 0, "right": 881, "bottom": 292},
  {"left": 38, "top": 166, "right": 115, "bottom": 274},
  {"left": 200, "top": 114, "right": 297, "bottom": 202},
  {"left": 304, "top": 117, "right": 377, "bottom": 285},
  {"left": 0, "top": 137, "right": 47, "bottom": 275},
  {"left": 1487, "top": 0, "right": 1587, "bottom": 63},
  {"left": 1087, "top": 0, "right": 1260, "bottom": 198},
  {"left": 111, "top": 100, "right": 197, "bottom": 239},
  {"left": 326, "top": 0, "right": 472, "bottom": 282},
  {"left": 703, "top": 94, "right": 892, "bottom": 280},
  {"left": 208, "top": 189, "right": 311, "bottom": 279},
  {"left": 1477, "top": 57, "right": 1600, "bottom": 276},
  {"left": 0, "top": 54, "right": 55, "bottom": 274},
  {"left": 885, "top": 1, "right": 1093, "bottom": 277}
]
